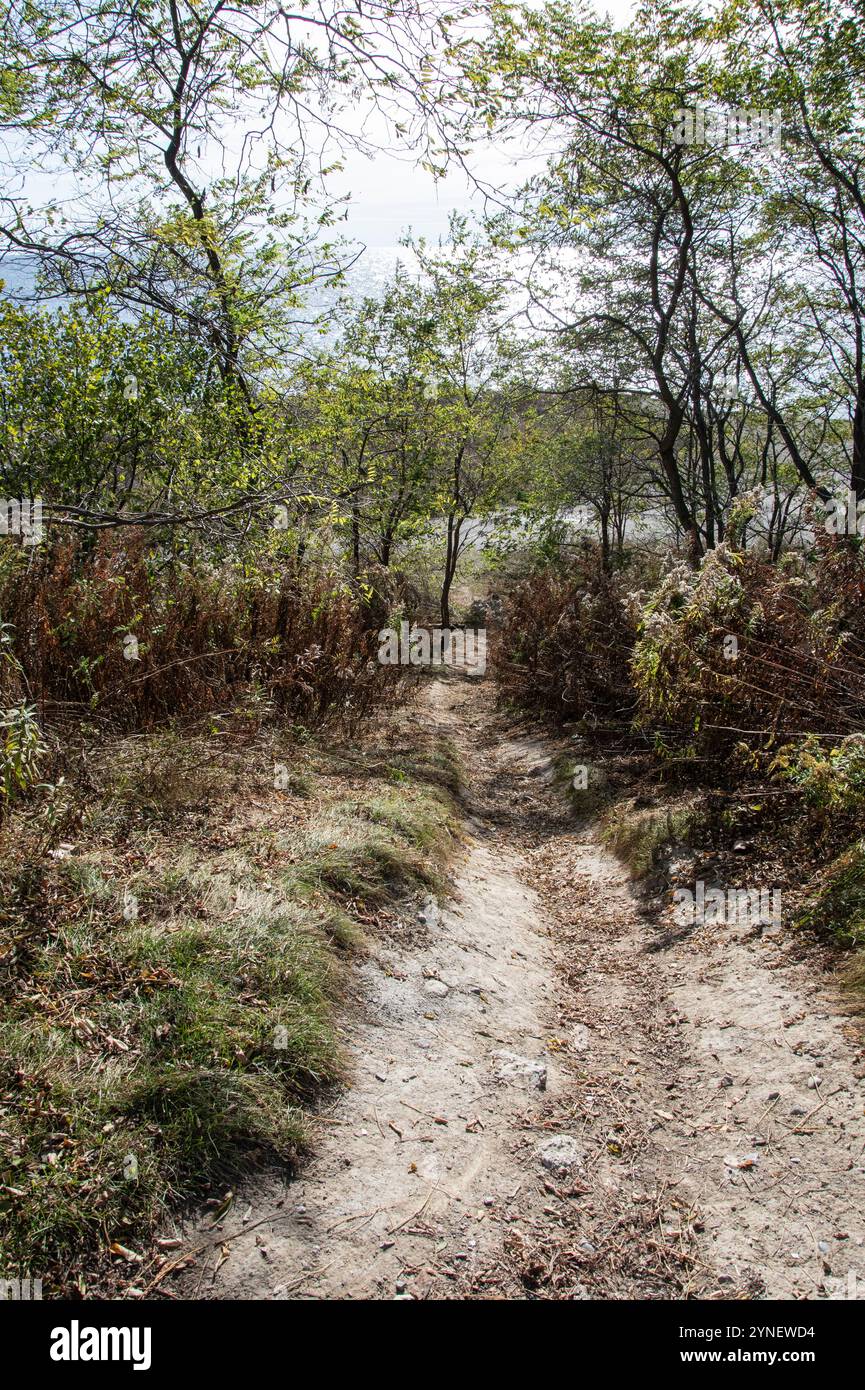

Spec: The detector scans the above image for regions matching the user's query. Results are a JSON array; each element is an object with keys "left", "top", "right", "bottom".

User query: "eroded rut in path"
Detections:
[{"left": 177, "top": 675, "right": 865, "bottom": 1300}]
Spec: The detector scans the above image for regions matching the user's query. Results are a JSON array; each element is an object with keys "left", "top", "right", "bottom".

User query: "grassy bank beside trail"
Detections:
[{"left": 0, "top": 719, "right": 461, "bottom": 1297}]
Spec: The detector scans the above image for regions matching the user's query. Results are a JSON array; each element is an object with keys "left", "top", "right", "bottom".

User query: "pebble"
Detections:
[
  {"left": 417, "top": 898, "right": 440, "bottom": 928},
  {"left": 493, "top": 1050, "right": 547, "bottom": 1091},
  {"left": 537, "top": 1135, "right": 584, "bottom": 1175}
]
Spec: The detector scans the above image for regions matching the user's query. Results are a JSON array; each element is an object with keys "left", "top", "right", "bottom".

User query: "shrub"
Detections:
[
  {"left": 0, "top": 622, "right": 45, "bottom": 823},
  {"left": 497, "top": 549, "right": 636, "bottom": 725},
  {"left": 0, "top": 705, "right": 45, "bottom": 820},
  {"left": 630, "top": 538, "right": 865, "bottom": 770},
  {"left": 772, "top": 735, "right": 865, "bottom": 814},
  {"left": 0, "top": 532, "right": 402, "bottom": 733}
]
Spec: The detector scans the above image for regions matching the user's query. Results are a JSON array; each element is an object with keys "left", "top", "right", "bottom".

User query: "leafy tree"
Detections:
[
  {"left": 0, "top": 1, "right": 471, "bottom": 391},
  {"left": 0, "top": 294, "right": 301, "bottom": 537}
]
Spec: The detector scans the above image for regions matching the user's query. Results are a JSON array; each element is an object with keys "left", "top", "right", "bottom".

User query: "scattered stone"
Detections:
[
  {"left": 424, "top": 979, "right": 449, "bottom": 999},
  {"left": 417, "top": 897, "right": 440, "bottom": 928},
  {"left": 537, "top": 1135, "right": 584, "bottom": 1176},
  {"left": 493, "top": 1050, "right": 547, "bottom": 1091},
  {"left": 724, "top": 1152, "right": 758, "bottom": 1169},
  {"left": 572, "top": 1024, "right": 591, "bottom": 1052}
]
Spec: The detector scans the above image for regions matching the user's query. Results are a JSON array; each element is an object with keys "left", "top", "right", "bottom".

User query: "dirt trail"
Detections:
[{"left": 176, "top": 675, "right": 865, "bottom": 1300}]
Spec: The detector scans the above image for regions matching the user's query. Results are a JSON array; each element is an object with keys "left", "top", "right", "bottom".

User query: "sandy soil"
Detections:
[{"left": 172, "top": 674, "right": 865, "bottom": 1300}]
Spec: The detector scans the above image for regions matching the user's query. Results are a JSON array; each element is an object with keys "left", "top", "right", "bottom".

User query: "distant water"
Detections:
[
  {"left": 325, "top": 244, "right": 417, "bottom": 300},
  {"left": 300, "top": 244, "right": 418, "bottom": 348},
  {"left": 1, "top": 242, "right": 414, "bottom": 328}
]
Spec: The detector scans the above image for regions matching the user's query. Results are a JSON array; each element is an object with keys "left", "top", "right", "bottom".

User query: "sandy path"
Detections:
[
  {"left": 173, "top": 674, "right": 865, "bottom": 1300},
  {"left": 175, "top": 678, "right": 561, "bottom": 1299}
]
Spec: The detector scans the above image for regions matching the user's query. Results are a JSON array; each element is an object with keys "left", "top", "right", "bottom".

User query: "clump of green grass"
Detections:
[
  {"left": 288, "top": 778, "right": 459, "bottom": 907},
  {"left": 0, "top": 725, "right": 461, "bottom": 1294},
  {"left": 601, "top": 799, "right": 698, "bottom": 879},
  {"left": 0, "top": 854, "right": 339, "bottom": 1290},
  {"left": 365, "top": 792, "right": 453, "bottom": 851},
  {"left": 842, "top": 950, "right": 865, "bottom": 1010},
  {"left": 386, "top": 743, "right": 463, "bottom": 796},
  {"left": 318, "top": 906, "right": 366, "bottom": 951}
]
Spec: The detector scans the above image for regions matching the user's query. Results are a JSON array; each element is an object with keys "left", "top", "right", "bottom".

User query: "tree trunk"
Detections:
[
  {"left": 441, "top": 513, "right": 461, "bottom": 629},
  {"left": 852, "top": 388, "right": 865, "bottom": 500}
]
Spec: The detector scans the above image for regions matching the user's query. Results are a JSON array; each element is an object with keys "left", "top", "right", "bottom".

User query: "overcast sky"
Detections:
[
  {"left": 0, "top": 0, "right": 638, "bottom": 297},
  {"left": 331, "top": 0, "right": 638, "bottom": 249}
]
